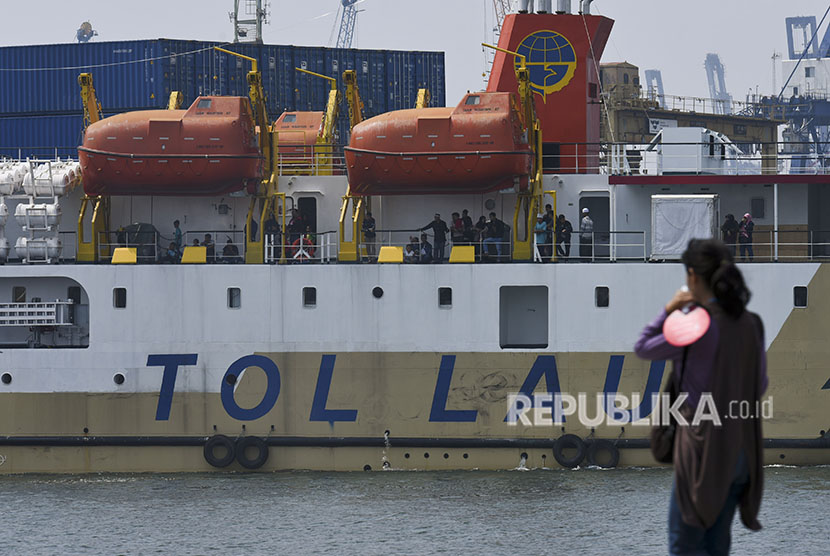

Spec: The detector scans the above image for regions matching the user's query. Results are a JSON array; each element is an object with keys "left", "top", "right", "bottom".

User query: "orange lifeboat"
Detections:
[
  {"left": 345, "top": 92, "right": 533, "bottom": 196},
  {"left": 78, "top": 96, "right": 262, "bottom": 196},
  {"left": 273, "top": 111, "right": 323, "bottom": 172}
]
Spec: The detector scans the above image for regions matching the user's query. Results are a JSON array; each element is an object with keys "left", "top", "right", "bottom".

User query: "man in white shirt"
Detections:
[{"left": 579, "top": 207, "right": 593, "bottom": 261}]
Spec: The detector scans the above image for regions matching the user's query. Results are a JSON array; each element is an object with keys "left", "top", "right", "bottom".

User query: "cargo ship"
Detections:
[{"left": 0, "top": 6, "right": 828, "bottom": 474}]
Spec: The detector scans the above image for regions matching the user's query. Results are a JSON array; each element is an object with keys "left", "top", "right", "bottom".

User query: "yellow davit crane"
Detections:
[
  {"left": 214, "top": 47, "right": 285, "bottom": 265},
  {"left": 295, "top": 67, "right": 342, "bottom": 174},
  {"left": 415, "top": 87, "right": 431, "bottom": 109},
  {"left": 482, "top": 43, "right": 547, "bottom": 261},
  {"left": 76, "top": 72, "right": 110, "bottom": 263}
]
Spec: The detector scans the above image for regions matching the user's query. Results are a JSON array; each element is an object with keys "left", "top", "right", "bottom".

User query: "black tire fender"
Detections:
[
  {"left": 552, "top": 434, "right": 587, "bottom": 468},
  {"left": 586, "top": 439, "right": 620, "bottom": 469},
  {"left": 203, "top": 434, "right": 236, "bottom": 468},
  {"left": 236, "top": 436, "right": 269, "bottom": 470}
]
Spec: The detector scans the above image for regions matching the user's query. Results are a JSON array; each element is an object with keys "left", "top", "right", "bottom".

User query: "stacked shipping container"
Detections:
[{"left": 0, "top": 39, "right": 446, "bottom": 158}]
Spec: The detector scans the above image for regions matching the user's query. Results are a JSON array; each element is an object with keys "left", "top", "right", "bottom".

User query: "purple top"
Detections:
[{"left": 634, "top": 308, "right": 768, "bottom": 407}]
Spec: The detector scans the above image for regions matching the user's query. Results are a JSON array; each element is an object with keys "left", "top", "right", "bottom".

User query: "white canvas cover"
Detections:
[{"left": 651, "top": 195, "right": 718, "bottom": 259}]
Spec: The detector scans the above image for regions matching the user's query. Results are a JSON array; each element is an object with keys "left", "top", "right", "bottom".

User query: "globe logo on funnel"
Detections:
[{"left": 514, "top": 30, "right": 577, "bottom": 101}]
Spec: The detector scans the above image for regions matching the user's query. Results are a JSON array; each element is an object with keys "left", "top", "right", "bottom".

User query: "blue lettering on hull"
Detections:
[{"left": 148, "top": 353, "right": 667, "bottom": 424}]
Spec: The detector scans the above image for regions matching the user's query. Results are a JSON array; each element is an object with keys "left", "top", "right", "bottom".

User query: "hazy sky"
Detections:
[{"left": 2, "top": 1, "right": 829, "bottom": 104}]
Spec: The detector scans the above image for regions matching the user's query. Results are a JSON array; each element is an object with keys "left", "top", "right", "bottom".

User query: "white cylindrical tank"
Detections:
[
  {"left": 22, "top": 162, "right": 76, "bottom": 197},
  {"left": 0, "top": 202, "right": 8, "bottom": 227},
  {"left": 14, "top": 202, "right": 62, "bottom": 230},
  {"left": 556, "top": 0, "right": 571, "bottom": 13},
  {"left": 518, "top": 0, "right": 533, "bottom": 13},
  {"left": 15, "top": 236, "right": 62, "bottom": 261},
  {"left": 538, "top": 0, "right": 552, "bottom": 13},
  {"left": 0, "top": 162, "right": 28, "bottom": 195}
]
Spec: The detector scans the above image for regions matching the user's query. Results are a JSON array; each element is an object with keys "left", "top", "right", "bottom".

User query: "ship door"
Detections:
[
  {"left": 297, "top": 197, "right": 317, "bottom": 232},
  {"left": 579, "top": 194, "right": 610, "bottom": 260}
]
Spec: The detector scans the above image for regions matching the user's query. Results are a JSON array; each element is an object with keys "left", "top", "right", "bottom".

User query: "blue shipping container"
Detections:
[
  {"left": 0, "top": 113, "right": 86, "bottom": 159},
  {"left": 0, "top": 39, "right": 446, "bottom": 148}
]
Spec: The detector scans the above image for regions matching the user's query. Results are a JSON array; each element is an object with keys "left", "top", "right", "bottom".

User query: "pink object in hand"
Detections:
[{"left": 663, "top": 306, "right": 711, "bottom": 347}]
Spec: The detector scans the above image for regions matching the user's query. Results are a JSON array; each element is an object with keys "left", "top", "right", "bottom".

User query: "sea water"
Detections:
[{"left": 1, "top": 466, "right": 828, "bottom": 555}]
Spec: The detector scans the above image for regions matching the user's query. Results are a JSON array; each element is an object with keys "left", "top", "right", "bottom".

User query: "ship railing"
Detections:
[
  {"left": 264, "top": 231, "right": 338, "bottom": 264},
  {"left": 97, "top": 230, "right": 160, "bottom": 263},
  {"left": 724, "top": 229, "right": 830, "bottom": 262},
  {"left": 182, "top": 230, "right": 246, "bottom": 264},
  {"left": 0, "top": 147, "right": 78, "bottom": 162},
  {"left": 0, "top": 300, "right": 74, "bottom": 327},
  {"left": 275, "top": 145, "right": 347, "bottom": 176},
  {"left": 543, "top": 141, "right": 830, "bottom": 176}
]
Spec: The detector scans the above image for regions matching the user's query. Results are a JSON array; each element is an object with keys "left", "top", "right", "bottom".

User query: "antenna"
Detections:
[
  {"left": 229, "top": 0, "right": 270, "bottom": 44},
  {"left": 771, "top": 51, "right": 781, "bottom": 96}
]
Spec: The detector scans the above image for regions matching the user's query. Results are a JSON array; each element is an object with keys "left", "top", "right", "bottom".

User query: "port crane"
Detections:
[{"left": 335, "top": 0, "right": 361, "bottom": 49}]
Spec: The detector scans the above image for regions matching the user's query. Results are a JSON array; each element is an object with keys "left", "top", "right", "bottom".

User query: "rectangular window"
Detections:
[
  {"left": 227, "top": 287, "right": 241, "bottom": 309},
  {"left": 284, "top": 114, "right": 297, "bottom": 123},
  {"left": 303, "top": 287, "right": 317, "bottom": 307},
  {"left": 197, "top": 98, "right": 212, "bottom": 109},
  {"left": 438, "top": 287, "right": 452, "bottom": 307},
  {"left": 751, "top": 198, "right": 765, "bottom": 219},
  {"left": 794, "top": 286, "right": 808, "bottom": 308},
  {"left": 499, "top": 286, "right": 548, "bottom": 349},
  {"left": 806, "top": 67, "right": 815, "bottom": 78},
  {"left": 588, "top": 83, "right": 598, "bottom": 98},
  {"left": 12, "top": 286, "right": 25, "bottom": 303},
  {"left": 465, "top": 95, "right": 481, "bottom": 105},
  {"left": 113, "top": 288, "right": 127, "bottom": 309},
  {"left": 595, "top": 286, "right": 610, "bottom": 308}
]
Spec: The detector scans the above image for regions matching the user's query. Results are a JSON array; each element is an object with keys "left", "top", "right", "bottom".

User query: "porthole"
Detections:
[
  {"left": 225, "top": 374, "right": 237, "bottom": 386},
  {"left": 113, "top": 372, "right": 125, "bottom": 385},
  {"left": 1, "top": 373, "right": 11, "bottom": 385},
  {"left": 372, "top": 286, "right": 384, "bottom": 299}
]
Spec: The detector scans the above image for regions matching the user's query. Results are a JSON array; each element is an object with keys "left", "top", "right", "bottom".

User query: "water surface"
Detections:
[{"left": 2, "top": 466, "right": 827, "bottom": 555}]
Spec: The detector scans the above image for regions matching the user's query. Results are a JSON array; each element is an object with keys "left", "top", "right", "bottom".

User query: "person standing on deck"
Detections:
[
  {"left": 634, "top": 239, "right": 766, "bottom": 556},
  {"left": 172, "top": 220, "right": 183, "bottom": 255},
  {"left": 534, "top": 214, "right": 548, "bottom": 259},
  {"left": 556, "top": 214, "right": 573, "bottom": 258},
  {"left": 420, "top": 213, "right": 448, "bottom": 263},
  {"left": 579, "top": 208, "right": 593, "bottom": 260},
  {"left": 738, "top": 213, "right": 754, "bottom": 262},
  {"left": 721, "top": 214, "right": 739, "bottom": 256}
]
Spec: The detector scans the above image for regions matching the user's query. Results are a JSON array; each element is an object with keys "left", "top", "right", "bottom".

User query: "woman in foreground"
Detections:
[{"left": 634, "top": 239, "right": 768, "bottom": 556}]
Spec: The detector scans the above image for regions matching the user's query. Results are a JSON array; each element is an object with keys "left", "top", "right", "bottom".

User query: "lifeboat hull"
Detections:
[
  {"left": 79, "top": 97, "right": 262, "bottom": 196},
  {"left": 345, "top": 92, "right": 532, "bottom": 196}
]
